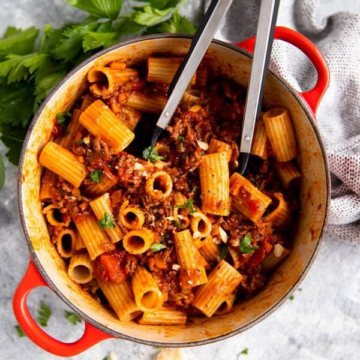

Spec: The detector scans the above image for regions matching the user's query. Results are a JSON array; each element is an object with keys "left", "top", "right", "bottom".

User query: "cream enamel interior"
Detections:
[{"left": 19, "top": 37, "right": 328, "bottom": 345}]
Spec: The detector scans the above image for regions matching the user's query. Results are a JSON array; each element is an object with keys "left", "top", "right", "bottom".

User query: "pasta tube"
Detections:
[
  {"left": 147, "top": 57, "right": 196, "bottom": 85},
  {"left": 40, "top": 169, "right": 57, "bottom": 202},
  {"left": 68, "top": 253, "right": 93, "bottom": 284},
  {"left": 60, "top": 109, "right": 84, "bottom": 149},
  {"left": 251, "top": 117, "right": 268, "bottom": 160},
  {"left": 123, "top": 229, "right": 155, "bottom": 254},
  {"left": 228, "top": 246, "right": 242, "bottom": 269},
  {"left": 199, "top": 152, "right": 230, "bottom": 216},
  {"left": 190, "top": 212, "right": 212, "bottom": 239},
  {"left": 174, "top": 230, "right": 208, "bottom": 289},
  {"left": 119, "top": 106, "right": 142, "bottom": 131},
  {"left": 39, "top": 142, "right": 87, "bottom": 188},
  {"left": 193, "top": 260, "right": 243, "bottom": 317},
  {"left": 230, "top": 173, "right": 272, "bottom": 223},
  {"left": 125, "top": 92, "right": 167, "bottom": 114},
  {"left": 138, "top": 307, "right": 187, "bottom": 325},
  {"left": 54, "top": 228, "right": 76, "bottom": 258},
  {"left": 80, "top": 100, "right": 134, "bottom": 153},
  {"left": 75, "top": 231, "right": 87, "bottom": 251},
  {"left": 262, "top": 244, "right": 291, "bottom": 273},
  {"left": 199, "top": 236, "right": 219, "bottom": 262},
  {"left": 42, "top": 204, "right": 70, "bottom": 227},
  {"left": 263, "top": 108, "right": 298, "bottom": 162},
  {"left": 207, "top": 139, "right": 232, "bottom": 162},
  {"left": 90, "top": 193, "right": 123, "bottom": 243},
  {"left": 263, "top": 193, "right": 292, "bottom": 231},
  {"left": 98, "top": 279, "right": 141, "bottom": 321},
  {"left": 75, "top": 213, "right": 115, "bottom": 260},
  {"left": 81, "top": 93, "right": 96, "bottom": 111},
  {"left": 119, "top": 205, "right": 145, "bottom": 230},
  {"left": 274, "top": 161, "right": 301, "bottom": 188},
  {"left": 82, "top": 171, "right": 118, "bottom": 197},
  {"left": 215, "top": 293, "right": 236, "bottom": 316},
  {"left": 145, "top": 171, "right": 173, "bottom": 200},
  {"left": 88, "top": 66, "right": 139, "bottom": 97},
  {"left": 132, "top": 266, "right": 163, "bottom": 311}
]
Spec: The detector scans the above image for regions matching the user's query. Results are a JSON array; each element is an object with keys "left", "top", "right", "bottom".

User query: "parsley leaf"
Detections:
[
  {"left": 143, "top": 146, "right": 164, "bottom": 163},
  {"left": 14, "top": 325, "right": 26, "bottom": 338},
  {"left": 175, "top": 198, "right": 197, "bottom": 214},
  {"left": 99, "top": 212, "right": 116, "bottom": 230},
  {"left": 134, "top": 5, "right": 173, "bottom": 26},
  {"left": 0, "top": 153, "right": 5, "bottom": 191},
  {"left": 219, "top": 243, "right": 228, "bottom": 260},
  {"left": 289, "top": 295, "right": 295, "bottom": 301},
  {"left": 56, "top": 111, "right": 72, "bottom": 128},
  {"left": 154, "top": 10, "right": 196, "bottom": 34},
  {"left": 90, "top": 170, "right": 103, "bottom": 183},
  {"left": 76, "top": 139, "right": 85, "bottom": 145},
  {"left": 151, "top": 243, "right": 167, "bottom": 252},
  {"left": 240, "top": 348, "right": 248, "bottom": 355},
  {"left": 177, "top": 135, "right": 185, "bottom": 141},
  {"left": 239, "top": 235, "right": 259, "bottom": 254},
  {"left": 0, "top": 26, "right": 39, "bottom": 55},
  {"left": 37, "top": 302, "right": 51, "bottom": 327},
  {"left": 83, "top": 31, "right": 119, "bottom": 52},
  {"left": 67, "top": 0, "right": 124, "bottom": 20},
  {"left": 65, "top": 310, "right": 82, "bottom": 325}
]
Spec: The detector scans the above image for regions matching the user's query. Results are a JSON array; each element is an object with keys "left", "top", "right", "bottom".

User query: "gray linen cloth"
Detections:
[{"left": 202, "top": 0, "right": 360, "bottom": 241}]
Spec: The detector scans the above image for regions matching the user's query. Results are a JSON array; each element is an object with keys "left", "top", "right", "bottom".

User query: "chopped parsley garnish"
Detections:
[
  {"left": 150, "top": 243, "right": 167, "bottom": 252},
  {"left": 219, "top": 243, "right": 228, "bottom": 260},
  {"left": 239, "top": 235, "right": 259, "bottom": 254},
  {"left": 37, "top": 302, "right": 51, "bottom": 327},
  {"left": 298, "top": 288, "right": 302, "bottom": 292},
  {"left": 181, "top": 153, "right": 189, "bottom": 160},
  {"left": 177, "top": 135, "right": 185, "bottom": 141},
  {"left": 56, "top": 111, "right": 72, "bottom": 128},
  {"left": 90, "top": 170, "right": 103, "bottom": 183},
  {"left": 15, "top": 325, "right": 26, "bottom": 338},
  {"left": 76, "top": 139, "right": 85, "bottom": 145},
  {"left": 191, "top": 186, "right": 197, "bottom": 193},
  {"left": 65, "top": 310, "right": 82, "bottom": 325},
  {"left": 143, "top": 146, "right": 164, "bottom": 163},
  {"left": 99, "top": 212, "right": 116, "bottom": 230},
  {"left": 171, "top": 219, "right": 183, "bottom": 228},
  {"left": 290, "top": 295, "right": 295, "bottom": 301},
  {"left": 175, "top": 198, "right": 197, "bottom": 214},
  {"left": 240, "top": 348, "right": 248, "bottom": 355}
]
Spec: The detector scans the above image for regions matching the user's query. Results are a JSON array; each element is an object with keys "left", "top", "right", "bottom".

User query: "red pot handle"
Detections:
[
  {"left": 235, "top": 26, "right": 330, "bottom": 115},
  {"left": 13, "top": 260, "right": 113, "bottom": 357}
]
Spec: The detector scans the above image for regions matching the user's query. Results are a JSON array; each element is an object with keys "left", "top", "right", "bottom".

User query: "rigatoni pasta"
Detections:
[{"left": 40, "top": 56, "right": 300, "bottom": 325}]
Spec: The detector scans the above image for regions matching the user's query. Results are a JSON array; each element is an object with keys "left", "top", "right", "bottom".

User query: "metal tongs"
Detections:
[
  {"left": 238, "top": 0, "right": 280, "bottom": 174},
  {"left": 149, "top": 0, "right": 234, "bottom": 146}
]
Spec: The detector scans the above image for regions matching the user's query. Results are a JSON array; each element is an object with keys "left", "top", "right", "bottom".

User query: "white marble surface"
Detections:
[{"left": 1, "top": 1, "right": 360, "bottom": 360}]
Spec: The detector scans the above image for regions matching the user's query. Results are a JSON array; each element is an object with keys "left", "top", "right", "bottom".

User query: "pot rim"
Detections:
[{"left": 17, "top": 33, "right": 331, "bottom": 347}]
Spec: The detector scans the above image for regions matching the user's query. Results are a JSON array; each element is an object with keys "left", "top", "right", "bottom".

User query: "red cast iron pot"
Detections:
[{"left": 13, "top": 27, "right": 330, "bottom": 356}]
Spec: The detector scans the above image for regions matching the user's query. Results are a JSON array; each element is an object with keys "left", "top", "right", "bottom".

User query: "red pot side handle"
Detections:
[
  {"left": 235, "top": 26, "right": 330, "bottom": 115},
  {"left": 13, "top": 260, "right": 113, "bottom": 357}
]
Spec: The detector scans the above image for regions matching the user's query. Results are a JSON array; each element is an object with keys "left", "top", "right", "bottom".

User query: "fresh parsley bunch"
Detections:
[{"left": 0, "top": 0, "right": 197, "bottom": 190}]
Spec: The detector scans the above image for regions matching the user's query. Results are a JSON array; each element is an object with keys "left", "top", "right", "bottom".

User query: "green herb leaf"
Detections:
[
  {"left": 239, "top": 235, "right": 259, "bottom": 254},
  {"left": 240, "top": 348, "right": 248, "bottom": 355},
  {"left": 191, "top": 186, "right": 197, "bottom": 193},
  {"left": 177, "top": 135, "right": 185, "bottom": 141},
  {"left": 219, "top": 243, "right": 228, "bottom": 260},
  {"left": 171, "top": 219, "right": 183, "bottom": 228},
  {"left": 298, "top": 288, "right": 302, "bottom": 292},
  {"left": 181, "top": 153, "right": 188, "bottom": 160},
  {"left": 154, "top": 10, "right": 196, "bottom": 34},
  {"left": 99, "top": 212, "right": 116, "bottom": 230},
  {"left": 90, "top": 170, "right": 103, "bottom": 183},
  {"left": 0, "top": 26, "right": 39, "bottom": 55},
  {"left": 67, "top": 0, "right": 124, "bottom": 20},
  {"left": 14, "top": 325, "right": 26, "bottom": 338},
  {"left": 143, "top": 146, "right": 164, "bottom": 163},
  {"left": 175, "top": 198, "right": 196, "bottom": 214},
  {"left": 83, "top": 31, "right": 119, "bottom": 52},
  {"left": 0, "top": 153, "right": 5, "bottom": 191},
  {"left": 56, "top": 111, "right": 72, "bottom": 128},
  {"left": 150, "top": 243, "right": 167, "bottom": 252},
  {"left": 76, "top": 139, "right": 85, "bottom": 145},
  {"left": 289, "top": 295, "right": 295, "bottom": 301},
  {"left": 134, "top": 5, "right": 173, "bottom": 26},
  {"left": 37, "top": 302, "right": 51, "bottom": 327},
  {"left": 65, "top": 310, "right": 82, "bottom": 325}
]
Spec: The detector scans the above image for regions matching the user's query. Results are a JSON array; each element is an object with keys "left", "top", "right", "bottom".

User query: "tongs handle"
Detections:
[{"left": 151, "top": 0, "right": 233, "bottom": 145}]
